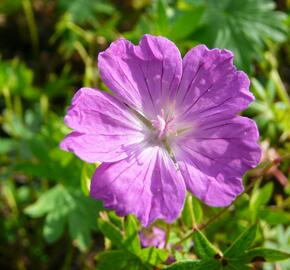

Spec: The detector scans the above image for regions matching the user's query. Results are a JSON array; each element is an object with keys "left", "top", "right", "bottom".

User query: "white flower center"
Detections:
[{"left": 151, "top": 109, "right": 175, "bottom": 140}]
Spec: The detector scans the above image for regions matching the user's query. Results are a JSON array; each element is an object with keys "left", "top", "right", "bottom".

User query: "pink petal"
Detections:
[
  {"left": 60, "top": 131, "right": 141, "bottom": 163},
  {"left": 90, "top": 147, "right": 186, "bottom": 226},
  {"left": 173, "top": 116, "right": 261, "bottom": 206},
  {"left": 98, "top": 34, "right": 182, "bottom": 118},
  {"left": 60, "top": 88, "right": 144, "bottom": 163},
  {"left": 175, "top": 45, "right": 254, "bottom": 122}
]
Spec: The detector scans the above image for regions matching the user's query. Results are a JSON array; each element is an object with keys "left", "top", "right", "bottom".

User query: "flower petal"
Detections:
[
  {"left": 175, "top": 45, "right": 254, "bottom": 122},
  {"left": 98, "top": 34, "right": 182, "bottom": 118},
  {"left": 173, "top": 116, "right": 261, "bottom": 206},
  {"left": 90, "top": 147, "right": 186, "bottom": 226},
  {"left": 64, "top": 87, "right": 143, "bottom": 134},
  {"left": 60, "top": 88, "right": 145, "bottom": 162},
  {"left": 60, "top": 131, "right": 142, "bottom": 163}
]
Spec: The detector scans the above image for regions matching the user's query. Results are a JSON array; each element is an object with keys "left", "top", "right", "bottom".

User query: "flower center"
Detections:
[{"left": 151, "top": 109, "right": 175, "bottom": 140}]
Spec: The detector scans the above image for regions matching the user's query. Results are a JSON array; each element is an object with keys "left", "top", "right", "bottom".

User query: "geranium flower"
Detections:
[
  {"left": 140, "top": 227, "right": 166, "bottom": 249},
  {"left": 139, "top": 227, "right": 176, "bottom": 264},
  {"left": 60, "top": 35, "right": 261, "bottom": 226}
]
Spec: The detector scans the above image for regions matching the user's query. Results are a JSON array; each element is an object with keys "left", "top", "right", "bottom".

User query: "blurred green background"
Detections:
[{"left": 0, "top": 0, "right": 289, "bottom": 269}]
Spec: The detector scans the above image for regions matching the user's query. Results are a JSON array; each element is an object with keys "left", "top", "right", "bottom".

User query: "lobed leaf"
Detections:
[
  {"left": 163, "top": 260, "right": 201, "bottom": 270},
  {"left": 250, "top": 183, "right": 273, "bottom": 221},
  {"left": 240, "top": 247, "right": 290, "bottom": 263},
  {"left": 224, "top": 224, "right": 258, "bottom": 257},
  {"left": 194, "top": 0, "right": 288, "bottom": 71},
  {"left": 169, "top": 6, "right": 205, "bottom": 40},
  {"left": 193, "top": 230, "right": 220, "bottom": 259},
  {"left": 97, "top": 250, "right": 135, "bottom": 270},
  {"left": 25, "top": 185, "right": 101, "bottom": 251},
  {"left": 124, "top": 215, "right": 141, "bottom": 255},
  {"left": 140, "top": 247, "right": 168, "bottom": 266},
  {"left": 98, "top": 218, "right": 124, "bottom": 248},
  {"left": 164, "top": 258, "right": 220, "bottom": 270},
  {"left": 43, "top": 209, "right": 66, "bottom": 243}
]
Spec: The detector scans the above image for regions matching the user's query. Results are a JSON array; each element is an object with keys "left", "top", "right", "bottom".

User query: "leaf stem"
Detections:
[{"left": 173, "top": 207, "right": 229, "bottom": 248}]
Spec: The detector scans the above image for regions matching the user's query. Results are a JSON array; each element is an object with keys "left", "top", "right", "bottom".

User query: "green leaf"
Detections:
[
  {"left": 193, "top": 259, "right": 220, "bottom": 269},
  {"left": 192, "top": 197, "right": 203, "bottom": 225},
  {"left": 155, "top": 0, "right": 168, "bottom": 34},
  {"left": 181, "top": 195, "right": 194, "bottom": 227},
  {"left": 24, "top": 185, "right": 67, "bottom": 217},
  {"left": 250, "top": 183, "right": 273, "bottom": 221},
  {"left": 97, "top": 250, "right": 134, "bottom": 270},
  {"left": 140, "top": 247, "right": 168, "bottom": 266},
  {"left": 258, "top": 208, "right": 290, "bottom": 225},
  {"left": 25, "top": 185, "right": 101, "bottom": 251},
  {"left": 224, "top": 224, "right": 258, "bottom": 257},
  {"left": 98, "top": 218, "right": 124, "bottom": 248},
  {"left": 241, "top": 248, "right": 290, "bottom": 263},
  {"left": 163, "top": 260, "right": 201, "bottom": 270},
  {"left": 164, "top": 259, "right": 220, "bottom": 270},
  {"left": 0, "top": 139, "right": 17, "bottom": 154},
  {"left": 181, "top": 196, "right": 203, "bottom": 228},
  {"left": 224, "top": 263, "right": 252, "bottom": 270},
  {"left": 193, "top": 230, "right": 220, "bottom": 259},
  {"left": 43, "top": 209, "right": 66, "bottom": 243},
  {"left": 68, "top": 192, "right": 101, "bottom": 251},
  {"left": 251, "top": 78, "right": 267, "bottom": 101},
  {"left": 0, "top": 0, "right": 21, "bottom": 14},
  {"left": 57, "top": 0, "right": 115, "bottom": 23},
  {"left": 169, "top": 6, "right": 205, "bottom": 40},
  {"left": 124, "top": 215, "right": 141, "bottom": 255},
  {"left": 81, "top": 163, "right": 96, "bottom": 196},
  {"left": 0, "top": 59, "right": 38, "bottom": 98},
  {"left": 68, "top": 210, "right": 91, "bottom": 251},
  {"left": 194, "top": 0, "right": 288, "bottom": 71}
]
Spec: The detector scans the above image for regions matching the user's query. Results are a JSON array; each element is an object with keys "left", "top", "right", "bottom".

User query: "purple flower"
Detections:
[
  {"left": 139, "top": 227, "right": 177, "bottom": 264},
  {"left": 140, "top": 227, "right": 166, "bottom": 249},
  {"left": 60, "top": 35, "right": 261, "bottom": 226}
]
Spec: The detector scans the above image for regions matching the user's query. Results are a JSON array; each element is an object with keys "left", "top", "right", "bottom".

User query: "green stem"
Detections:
[
  {"left": 173, "top": 207, "right": 229, "bottom": 248},
  {"left": 3, "top": 86, "right": 13, "bottom": 112},
  {"left": 270, "top": 69, "right": 290, "bottom": 105},
  {"left": 67, "top": 22, "right": 93, "bottom": 43},
  {"left": 2, "top": 86, "right": 13, "bottom": 124},
  {"left": 22, "top": 0, "right": 39, "bottom": 53},
  {"left": 189, "top": 196, "right": 198, "bottom": 229},
  {"left": 14, "top": 95, "right": 23, "bottom": 120},
  {"left": 74, "top": 41, "right": 94, "bottom": 86},
  {"left": 40, "top": 94, "right": 49, "bottom": 118},
  {"left": 165, "top": 224, "right": 171, "bottom": 249}
]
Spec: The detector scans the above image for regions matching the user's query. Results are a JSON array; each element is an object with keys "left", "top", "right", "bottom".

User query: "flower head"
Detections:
[{"left": 60, "top": 35, "right": 261, "bottom": 226}]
